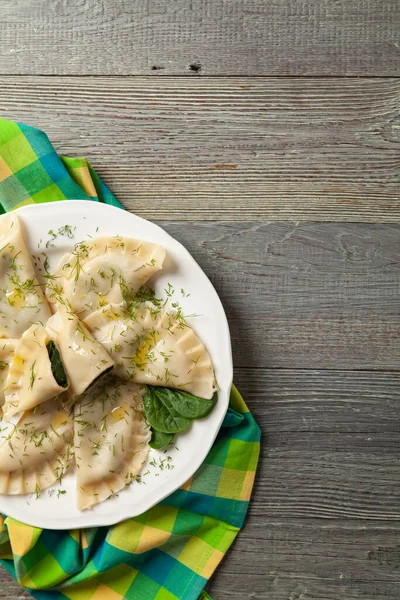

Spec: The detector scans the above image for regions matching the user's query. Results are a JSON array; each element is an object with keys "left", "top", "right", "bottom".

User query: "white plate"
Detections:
[{"left": 0, "top": 200, "right": 232, "bottom": 529}]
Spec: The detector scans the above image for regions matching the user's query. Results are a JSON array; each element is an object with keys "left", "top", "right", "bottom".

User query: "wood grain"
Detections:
[
  {"left": 158, "top": 221, "right": 400, "bottom": 370},
  {"left": 0, "top": 0, "right": 399, "bottom": 76},
  {"left": 0, "top": 77, "right": 399, "bottom": 222},
  {"left": 0, "top": 3, "right": 399, "bottom": 593},
  {"left": 236, "top": 368, "right": 400, "bottom": 521},
  {"left": 0, "top": 367, "right": 399, "bottom": 598},
  {"left": 234, "top": 369, "right": 400, "bottom": 435},
  {"left": 206, "top": 520, "right": 400, "bottom": 599}
]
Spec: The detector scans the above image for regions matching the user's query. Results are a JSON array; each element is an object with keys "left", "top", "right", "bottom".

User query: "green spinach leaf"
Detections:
[
  {"left": 150, "top": 429, "right": 174, "bottom": 450},
  {"left": 47, "top": 341, "right": 68, "bottom": 388},
  {"left": 153, "top": 387, "right": 218, "bottom": 419},
  {"left": 144, "top": 386, "right": 218, "bottom": 441},
  {"left": 144, "top": 387, "right": 192, "bottom": 433}
]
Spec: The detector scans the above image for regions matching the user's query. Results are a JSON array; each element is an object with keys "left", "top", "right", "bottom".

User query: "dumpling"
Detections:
[
  {"left": 3, "top": 324, "right": 69, "bottom": 421},
  {"left": 0, "top": 398, "right": 73, "bottom": 494},
  {"left": 0, "top": 339, "right": 18, "bottom": 411},
  {"left": 46, "top": 235, "right": 165, "bottom": 318},
  {"left": 0, "top": 214, "right": 51, "bottom": 337},
  {"left": 46, "top": 307, "right": 115, "bottom": 401},
  {"left": 74, "top": 378, "right": 150, "bottom": 510},
  {"left": 85, "top": 303, "right": 215, "bottom": 400}
]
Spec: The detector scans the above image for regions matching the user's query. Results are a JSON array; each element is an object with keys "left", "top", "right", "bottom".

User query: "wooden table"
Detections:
[{"left": 0, "top": 1, "right": 399, "bottom": 598}]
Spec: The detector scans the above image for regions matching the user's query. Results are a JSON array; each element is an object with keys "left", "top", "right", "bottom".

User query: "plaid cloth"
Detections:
[{"left": 0, "top": 118, "right": 261, "bottom": 600}]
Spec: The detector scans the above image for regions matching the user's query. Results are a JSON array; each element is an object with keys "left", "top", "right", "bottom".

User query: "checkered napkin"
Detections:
[{"left": 0, "top": 118, "right": 261, "bottom": 600}]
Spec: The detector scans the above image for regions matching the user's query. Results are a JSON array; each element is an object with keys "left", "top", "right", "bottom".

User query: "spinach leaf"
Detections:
[
  {"left": 152, "top": 387, "right": 218, "bottom": 419},
  {"left": 144, "top": 386, "right": 218, "bottom": 440},
  {"left": 144, "top": 387, "right": 192, "bottom": 433},
  {"left": 47, "top": 341, "right": 68, "bottom": 388},
  {"left": 150, "top": 429, "right": 174, "bottom": 450}
]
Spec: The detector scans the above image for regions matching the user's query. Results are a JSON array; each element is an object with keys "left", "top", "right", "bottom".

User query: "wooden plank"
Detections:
[
  {"left": 233, "top": 368, "right": 400, "bottom": 520},
  {"left": 0, "top": 77, "right": 399, "bottom": 222},
  {"left": 234, "top": 369, "right": 400, "bottom": 434},
  {"left": 0, "top": 571, "right": 28, "bottom": 600},
  {"left": 0, "top": 0, "right": 399, "bottom": 76},
  {"left": 0, "top": 368, "right": 399, "bottom": 597},
  {"left": 158, "top": 221, "right": 400, "bottom": 370},
  {"left": 252, "top": 445, "right": 400, "bottom": 520},
  {"left": 206, "top": 520, "right": 400, "bottom": 599}
]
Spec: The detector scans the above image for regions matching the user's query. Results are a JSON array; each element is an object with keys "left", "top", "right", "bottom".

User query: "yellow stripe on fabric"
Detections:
[
  {"left": 201, "top": 548, "right": 225, "bottom": 579},
  {"left": 69, "top": 530, "right": 79, "bottom": 545},
  {"left": 61, "top": 590, "right": 88, "bottom": 600},
  {"left": 136, "top": 525, "right": 172, "bottom": 553},
  {"left": 248, "top": 441, "right": 261, "bottom": 472},
  {"left": 230, "top": 385, "right": 248, "bottom": 413},
  {"left": 62, "top": 583, "right": 100, "bottom": 600},
  {"left": 60, "top": 157, "right": 87, "bottom": 169},
  {"left": 181, "top": 476, "right": 193, "bottom": 491},
  {"left": 97, "top": 564, "right": 138, "bottom": 596},
  {"left": 239, "top": 470, "right": 256, "bottom": 501},
  {"left": 145, "top": 505, "right": 179, "bottom": 533},
  {"left": 178, "top": 537, "right": 215, "bottom": 574},
  {"left": 0, "top": 155, "right": 13, "bottom": 183},
  {"left": 69, "top": 530, "right": 91, "bottom": 550},
  {"left": 7, "top": 520, "right": 41, "bottom": 556},
  {"left": 19, "top": 573, "right": 36, "bottom": 589},
  {"left": 216, "top": 468, "right": 247, "bottom": 500},
  {"left": 0, "top": 134, "right": 37, "bottom": 172},
  {"left": 91, "top": 584, "right": 124, "bottom": 600},
  {"left": 108, "top": 521, "right": 145, "bottom": 553},
  {"left": 81, "top": 530, "right": 92, "bottom": 550},
  {"left": 69, "top": 166, "right": 97, "bottom": 198}
]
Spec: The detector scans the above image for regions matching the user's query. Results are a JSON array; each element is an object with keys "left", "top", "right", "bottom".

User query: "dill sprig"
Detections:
[{"left": 29, "top": 361, "right": 37, "bottom": 390}]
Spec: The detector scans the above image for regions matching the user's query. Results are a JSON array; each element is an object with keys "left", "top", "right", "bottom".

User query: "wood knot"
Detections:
[{"left": 189, "top": 63, "right": 202, "bottom": 73}]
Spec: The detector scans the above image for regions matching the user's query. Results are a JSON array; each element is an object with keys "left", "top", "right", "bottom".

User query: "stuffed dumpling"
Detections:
[
  {"left": 46, "top": 307, "right": 115, "bottom": 401},
  {"left": 3, "top": 324, "right": 68, "bottom": 421},
  {"left": 0, "top": 398, "right": 73, "bottom": 495},
  {"left": 85, "top": 303, "right": 215, "bottom": 400},
  {"left": 74, "top": 378, "right": 150, "bottom": 510},
  {"left": 0, "top": 214, "right": 51, "bottom": 337},
  {"left": 46, "top": 236, "right": 165, "bottom": 318}
]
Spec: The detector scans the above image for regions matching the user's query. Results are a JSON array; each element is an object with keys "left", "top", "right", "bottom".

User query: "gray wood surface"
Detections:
[
  {"left": 1, "top": 368, "right": 399, "bottom": 598},
  {"left": 161, "top": 222, "right": 400, "bottom": 370},
  {"left": 0, "top": 0, "right": 399, "bottom": 76},
  {"left": 0, "top": 77, "right": 399, "bottom": 223},
  {"left": 0, "top": 0, "right": 400, "bottom": 598},
  {"left": 207, "top": 519, "right": 400, "bottom": 599}
]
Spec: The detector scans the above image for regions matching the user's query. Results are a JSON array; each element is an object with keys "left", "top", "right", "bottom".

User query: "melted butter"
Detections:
[
  {"left": 6, "top": 290, "right": 25, "bottom": 309},
  {"left": 53, "top": 410, "right": 69, "bottom": 429},
  {"left": 109, "top": 403, "right": 129, "bottom": 424},
  {"left": 12, "top": 355, "right": 25, "bottom": 368},
  {"left": 136, "top": 330, "right": 159, "bottom": 365}
]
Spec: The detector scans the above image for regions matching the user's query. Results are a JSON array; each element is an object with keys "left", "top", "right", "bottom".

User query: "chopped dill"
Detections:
[{"left": 29, "top": 360, "right": 37, "bottom": 390}]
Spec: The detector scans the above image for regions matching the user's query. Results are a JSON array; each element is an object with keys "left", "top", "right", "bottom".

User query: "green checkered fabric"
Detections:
[{"left": 0, "top": 118, "right": 261, "bottom": 600}]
